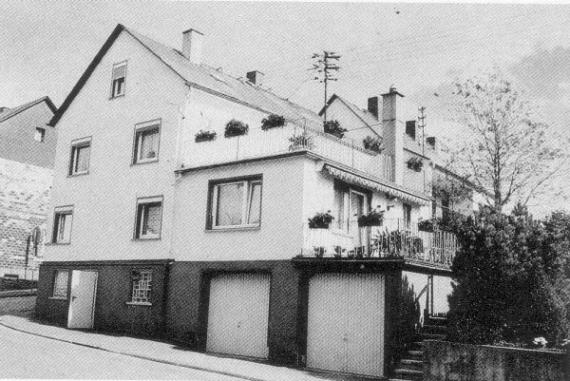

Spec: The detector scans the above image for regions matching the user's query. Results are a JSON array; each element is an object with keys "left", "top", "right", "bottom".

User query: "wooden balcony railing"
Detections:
[
  {"left": 300, "top": 219, "right": 459, "bottom": 268},
  {"left": 180, "top": 123, "right": 394, "bottom": 183}
]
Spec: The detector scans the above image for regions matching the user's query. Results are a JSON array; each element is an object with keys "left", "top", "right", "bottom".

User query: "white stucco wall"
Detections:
[{"left": 45, "top": 31, "right": 188, "bottom": 262}]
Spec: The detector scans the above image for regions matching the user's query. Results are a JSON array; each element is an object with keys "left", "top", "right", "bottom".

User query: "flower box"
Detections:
[
  {"left": 261, "top": 114, "right": 285, "bottom": 130},
  {"left": 407, "top": 156, "right": 423, "bottom": 172},
  {"left": 357, "top": 208, "right": 385, "bottom": 227},
  {"left": 363, "top": 136, "right": 383, "bottom": 154},
  {"left": 323, "top": 120, "right": 347, "bottom": 139},
  {"left": 308, "top": 211, "right": 334, "bottom": 229},
  {"left": 224, "top": 119, "right": 249, "bottom": 137},
  {"left": 194, "top": 130, "right": 217, "bottom": 142}
]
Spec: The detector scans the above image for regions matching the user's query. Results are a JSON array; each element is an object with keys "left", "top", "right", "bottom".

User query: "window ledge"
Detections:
[
  {"left": 126, "top": 302, "right": 152, "bottom": 306},
  {"left": 67, "top": 172, "right": 89, "bottom": 178},
  {"left": 46, "top": 242, "right": 71, "bottom": 246},
  {"left": 49, "top": 296, "right": 67, "bottom": 301},
  {"left": 131, "top": 159, "right": 159, "bottom": 167},
  {"left": 206, "top": 226, "right": 261, "bottom": 233}
]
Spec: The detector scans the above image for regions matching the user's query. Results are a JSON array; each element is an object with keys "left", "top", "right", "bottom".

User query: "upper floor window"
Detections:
[
  {"left": 111, "top": 61, "right": 127, "bottom": 98},
  {"left": 333, "top": 181, "right": 368, "bottom": 233},
  {"left": 135, "top": 196, "right": 163, "bottom": 240},
  {"left": 133, "top": 120, "right": 160, "bottom": 164},
  {"left": 52, "top": 270, "right": 69, "bottom": 299},
  {"left": 69, "top": 137, "right": 91, "bottom": 176},
  {"left": 34, "top": 127, "right": 45, "bottom": 142},
  {"left": 52, "top": 206, "right": 73, "bottom": 244},
  {"left": 208, "top": 177, "right": 262, "bottom": 229}
]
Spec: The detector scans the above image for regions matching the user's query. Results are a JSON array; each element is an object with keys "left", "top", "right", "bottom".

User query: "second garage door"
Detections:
[
  {"left": 307, "top": 273, "right": 385, "bottom": 378},
  {"left": 206, "top": 273, "right": 270, "bottom": 359}
]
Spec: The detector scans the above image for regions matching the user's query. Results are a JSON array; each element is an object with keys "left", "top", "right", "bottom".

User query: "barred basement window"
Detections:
[
  {"left": 131, "top": 269, "right": 152, "bottom": 304},
  {"left": 52, "top": 270, "right": 69, "bottom": 299}
]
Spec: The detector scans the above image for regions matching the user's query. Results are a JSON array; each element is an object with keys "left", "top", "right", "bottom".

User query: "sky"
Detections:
[{"left": 1, "top": 1, "right": 569, "bottom": 214}]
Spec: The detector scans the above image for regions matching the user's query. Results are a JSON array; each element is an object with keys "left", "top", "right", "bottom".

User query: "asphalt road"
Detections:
[{"left": 0, "top": 324, "right": 247, "bottom": 380}]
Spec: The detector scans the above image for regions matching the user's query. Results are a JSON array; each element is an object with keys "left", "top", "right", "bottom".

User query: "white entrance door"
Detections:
[
  {"left": 206, "top": 273, "right": 270, "bottom": 359},
  {"left": 307, "top": 273, "right": 385, "bottom": 378},
  {"left": 67, "top": 270, "right": 98, "bottom": 329}
]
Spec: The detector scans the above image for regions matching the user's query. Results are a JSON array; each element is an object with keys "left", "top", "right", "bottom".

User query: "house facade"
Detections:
[
  {"left": 0, "top": 97, "right": 57, "bottom": 278},
  {"left": 36, "top": 25, "right": 475, "bottom": 379}
]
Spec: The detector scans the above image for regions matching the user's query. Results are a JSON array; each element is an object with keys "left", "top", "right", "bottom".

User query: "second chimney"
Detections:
[
  {"left": 246, "top": 70, "right": 264, "bottom": 86},
  {"left": 182, "top": 28, "right": 204, "bottom": 64},
  {"left": 367, "top": 96, "right": 379, "bottom": 119}
]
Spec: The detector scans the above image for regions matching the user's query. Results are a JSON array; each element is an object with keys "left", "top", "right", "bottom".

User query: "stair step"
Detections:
[
  {"left": 388, "top": 379, "right": 416, "bottom": 381},
  {"left": 407, "top": 350, "right": 423, "bottom": 359},
  {"left": 420, "top": 332, "right": 446, "bottom": 340},
  {"left": 393, "top": 368, "right": 423, "bottom": 380},
  {"left": 425, "top": 316, "right": 448, "bottom": 326},
  {"left": 400, "top": 359, "right": 423, "bottom": 371},
  {"left": 421, "top": 324, "right": 448, "bottom": 334}
]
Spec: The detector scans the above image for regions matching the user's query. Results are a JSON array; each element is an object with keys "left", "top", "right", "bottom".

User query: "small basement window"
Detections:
[
  {"left": 131, "top": 269, "right": 152, "bottom": 304},
  {"left": 52, "top": 270, "right": 69, "bottom": 299},
  {"left": 69, "top": 137, "right": 91, "bottom": 176},
  {"left": 209, "top": 177, "right": 262, "bottom": 229},
  {"left": 34, "top": 127, "right": 45, "bottom": 142},
  {"left": 133, "top": 120, "right": 160, "bottom": 164},
  {"left": 111, "top": 61, "right": 127, "bottom": 98},
  {"left": 135, "top": 196, "right": 163, "bottom": 240},
  {"left": 52, "top": 206, "right": 73, "bottom": 244}
]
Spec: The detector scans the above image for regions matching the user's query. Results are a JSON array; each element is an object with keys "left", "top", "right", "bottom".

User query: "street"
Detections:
[{"left": 0, "top": 324, "right": 246, "bottom": 380}]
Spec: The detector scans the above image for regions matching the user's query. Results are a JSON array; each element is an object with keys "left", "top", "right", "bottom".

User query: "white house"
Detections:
[{"left": 36, "top": 24, "right": 475, "bottom": 379}]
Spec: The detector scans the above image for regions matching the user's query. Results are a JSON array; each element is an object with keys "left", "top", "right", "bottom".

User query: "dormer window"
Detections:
[
  {"left": 111, "top": 61, "right": 127, "bottom": 98},
  {"left": 34, "top": 127, "right": 45, "bottom": 142}
]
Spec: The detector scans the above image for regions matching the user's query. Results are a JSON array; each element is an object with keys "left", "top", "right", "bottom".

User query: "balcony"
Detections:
[
  {"left": 299, "top": 219, "right": 459, "bottom": 269},
  {"left": 180, "top": 123, "right": 394, "bottom": 183}
]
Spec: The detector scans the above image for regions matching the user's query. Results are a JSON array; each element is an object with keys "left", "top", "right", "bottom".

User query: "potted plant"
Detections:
[
  {"left": 308, "top": 211, "right": 334, "bottom": 229},
  {"left": 363, "top": 136, "right": 383, "bottom": 154},
  {"left": 357, "top": 207, "right": 385, "bottom": 227},
  {"left": 418, "top": 219, "right": 434, "bottom": 232},
  {"left": 313, "top": 246, "right": 326, "bottom": 258},
  {"left": 224, "top": 119, "right": 249, "bottom": 137},
  {"left": 323, "top": 120, "right": 347, "bottom": 139},
  {"left": 289, "top": 131, "right": 313, "bottom": 151},
  {"left": 146, "top": 150, "right": 156, "bottom": 159},
  {"left": 261, "top": 114, "right": 285, "bottom": 130},
  {"left": 407, "top": 156, "right": 423, "bottom": 172},
  {"left": 333, "top": 246, "right": 344, "bottom": 258},
  {"left": 194, "top": 130, "right": 217, "bottom": 142}
]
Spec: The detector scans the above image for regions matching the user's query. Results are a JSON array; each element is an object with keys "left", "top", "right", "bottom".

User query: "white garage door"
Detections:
[
  {"left": 307, "top": 273, "right": 385, "bottom": 378},
  {"left": 206, "top": 273, "right": 270, "bottom": 359}
]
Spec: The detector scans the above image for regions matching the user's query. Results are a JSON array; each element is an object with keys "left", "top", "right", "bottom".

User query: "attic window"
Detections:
[
  {"left": 111, "top": 62, "right": 127, "bottom": 98},
  {"left": 405, "top": 121, "right": 416, "bottom": 140},
  {"left": 34, "top": 127, "right": 45, "bottom": 142}
]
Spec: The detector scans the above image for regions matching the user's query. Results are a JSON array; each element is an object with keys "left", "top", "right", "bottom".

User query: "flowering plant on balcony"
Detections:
[
  {"left": 261, "top": 114, "right": 285, "bottom": 130},
  {"left": 194, "top": 130, "right": 217, "bottom": 142},
  {"left": 407, "top": 156, "right": 423, "bottom": 172},
  {"left": 323, "top": 120, "right": 347, "bottom": 139},
  {"left": 224, "top": 119, "right": 249, "bottom": 137},
  {"left": 308, "top": 211, "right": 334, "bottom": 229},
  {"left": 363, "top": 136, "right": 384, "bottom": 154},
  {"left": 418, "top": 219, "right": 435, "bottom": 232},
  {"left": 289, "top": 131, "right": 314, "bottom": 151},
  {"left": 357, "top": 207, "right": 385, "bottom": 227}
]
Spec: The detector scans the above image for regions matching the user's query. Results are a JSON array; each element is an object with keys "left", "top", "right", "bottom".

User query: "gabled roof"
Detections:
[
  {"left": 0, "top": 96, "right": 57, "bottom": 124},
  {"left": 319, "top": 94, "right": 381, "bottom": 132},
  {"left": 51, "top": 24, "right": 322, "bottom": 128}
]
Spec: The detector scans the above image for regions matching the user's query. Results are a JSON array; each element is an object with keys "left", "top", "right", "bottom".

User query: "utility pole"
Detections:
[
  {"left": 311, "top": 51, "right": 341, "bottom": 122},
  {"left": 418, "top": 106, "right": 426, "bottom": 155}
]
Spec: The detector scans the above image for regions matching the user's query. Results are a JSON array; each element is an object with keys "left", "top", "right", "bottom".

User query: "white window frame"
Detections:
[
  {"left": 110, "top": 61, "right": 127, "bottom": 98},
  {"left": 52, "top": 206, "right": 73, "bottom": 244},
  {"left": 34, "top": 127, "right": 45, "bottom": 142},
  {"left": 210, "top": 178, "right": 262, "bottom": 229},
  {"left": 129, "top": 269, "right": 152, "bottom": 305},
  {"left": 333, "top": 183, "right": 369, "bottom": 234},
  {"left": 134, "top": 196, "right": 163, "bottom": 240},
  {"left": 69, "top": 137, "right": 91, "bottom": 176},
  {"left": 51, "top": 269, "right": 69, "bottom": 299},
  {"left": 132, "top": 120, "right": 161, "bottom": 165}
]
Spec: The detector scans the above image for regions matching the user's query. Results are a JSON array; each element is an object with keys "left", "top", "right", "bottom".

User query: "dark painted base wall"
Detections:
[{"left": 36, "top": 260, "right": 170, "bottom": 336}]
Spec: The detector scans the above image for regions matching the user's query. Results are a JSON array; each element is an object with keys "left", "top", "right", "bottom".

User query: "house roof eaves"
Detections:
[{"left": 0, "top": 96, "right": 57, "bottom": 124}]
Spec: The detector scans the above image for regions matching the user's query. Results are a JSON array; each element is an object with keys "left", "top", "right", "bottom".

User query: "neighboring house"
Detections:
[
  {"left": 36, "top": 24, "right": 475, "bottom": 379},
  {"left": 0, "top": 97, "right": 57, "bottom": 278}
]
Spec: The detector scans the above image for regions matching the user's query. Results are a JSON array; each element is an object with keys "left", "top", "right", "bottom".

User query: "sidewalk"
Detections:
[{"left": 0, "top": 315, "right": 336, "bottom": 381}]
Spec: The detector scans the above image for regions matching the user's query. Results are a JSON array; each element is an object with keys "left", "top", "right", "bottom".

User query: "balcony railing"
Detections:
[
  {"left": 181, "top": 123, "right": 394, "bottom": 182},
  {"left": 300, "top": 219, "right": 459, "bottom": 268}
]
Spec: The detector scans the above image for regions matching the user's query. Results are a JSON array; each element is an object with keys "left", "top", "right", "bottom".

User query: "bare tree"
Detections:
[{"left": 448, "top": 71, "right": 568, "bottom": 212}]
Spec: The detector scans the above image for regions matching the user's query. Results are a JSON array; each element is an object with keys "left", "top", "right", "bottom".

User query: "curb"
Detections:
[{"left": 0, "top": 320, "right": 264, "bottom": 381}]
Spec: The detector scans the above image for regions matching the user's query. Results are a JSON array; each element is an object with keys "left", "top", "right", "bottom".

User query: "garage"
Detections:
[
  {"left": 206, "top": 273, "right": 270, "bottom": 359},
  {"left": 306, "top": 273, "right": 385, "bottom": 378}
]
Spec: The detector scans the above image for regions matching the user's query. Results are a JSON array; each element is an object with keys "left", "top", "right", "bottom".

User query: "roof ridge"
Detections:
[{"left": 0, "top": 96, "right": 56, "bottom": 124}]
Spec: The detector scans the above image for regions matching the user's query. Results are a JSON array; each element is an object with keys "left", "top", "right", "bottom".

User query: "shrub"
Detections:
[
  {"left": 323, "top": 120, "right": 347, "bottom": 139},
  {"left": 261, "top": 114, "right": 285, "bottom": 130},
  {"left": 447, "top": 205, "right": 569, "bottom": 346},
  {"left": 224, "top": 119, "right": 249, "bottom": 137}
]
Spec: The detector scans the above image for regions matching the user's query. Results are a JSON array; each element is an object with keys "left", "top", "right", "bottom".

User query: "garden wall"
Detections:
[{"left": 423, "top": 340, "right": 568, "bottom": 381}]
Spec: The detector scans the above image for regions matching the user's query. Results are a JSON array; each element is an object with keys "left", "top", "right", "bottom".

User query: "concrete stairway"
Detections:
[{"left": 388, "top": 315, "right": 448, "bottom": 381}]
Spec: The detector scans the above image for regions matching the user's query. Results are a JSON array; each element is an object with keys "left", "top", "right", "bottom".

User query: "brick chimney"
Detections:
[
  {"left": 382, "top": 86, "right": 405, "bottom": 185},
  {"left": 246, "top": 70, "right": 264, "bottom": 86},
  {"left": 182, "top": 28, "right": 204, "bottom": 64},
  {"left": 367, "top": 96, "right": 379, "bottom": 119}
]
